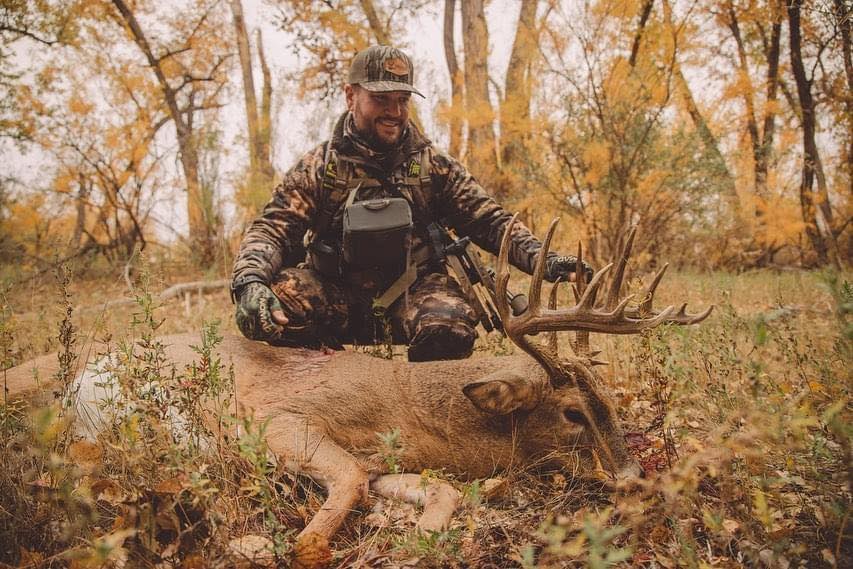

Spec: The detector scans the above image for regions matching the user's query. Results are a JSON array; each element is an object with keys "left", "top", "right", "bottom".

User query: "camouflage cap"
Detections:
[{"left": 347, "top": 45, "right": 424, "bottom": 98}]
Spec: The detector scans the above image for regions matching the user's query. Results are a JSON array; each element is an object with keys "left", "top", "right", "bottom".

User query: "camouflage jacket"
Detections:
[{"left": 232, "top": 112, "right": 547, "bottom": 294}]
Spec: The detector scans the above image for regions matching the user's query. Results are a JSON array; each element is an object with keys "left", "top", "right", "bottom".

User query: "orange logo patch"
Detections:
[{"left": 384, "top": 57, "right": 409, "bottom": 76}]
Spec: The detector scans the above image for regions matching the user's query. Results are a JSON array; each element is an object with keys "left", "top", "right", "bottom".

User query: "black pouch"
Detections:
[
  {"left": 308, "top": 239, "right": 341, "bottom": 277},
  {"left": 343, "top": 186, "right": 413, "bottom": 269}
]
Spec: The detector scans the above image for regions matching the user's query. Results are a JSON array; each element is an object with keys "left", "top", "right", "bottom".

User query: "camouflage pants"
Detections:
[{"left": 268, "top": 268, "right": 478, "bottom": 361}]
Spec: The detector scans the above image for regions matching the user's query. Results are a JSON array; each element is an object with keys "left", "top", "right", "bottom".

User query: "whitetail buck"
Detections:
[{"left": 4, "top": 217, "right": 711, "bottom": 552}]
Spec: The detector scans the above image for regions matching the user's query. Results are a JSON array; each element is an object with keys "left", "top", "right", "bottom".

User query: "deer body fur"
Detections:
[{"left": 4, "top": 332, "right": 634, "bottom": 541}]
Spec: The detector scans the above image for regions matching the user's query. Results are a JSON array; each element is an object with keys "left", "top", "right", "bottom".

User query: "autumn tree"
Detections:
[
  {"left": 19, "top": 10, "right": 181, "bottom": 268},
  {"left": 442, "top": 0, "right": 462, "bottom": 157},
  {"left": 459, "top": 0, "right": 496, "bottom": 185},
  {"left": 787, "top": 0, "right": 844, "bottom": 267},
  {"left": 109, "top": 0, "right": 232, "bottom": 266},
  {"left": 708, "top": 0, "right": 786, "bottom": 264},
  {"left": 230, "top": 0, "right": 275, "bottom": 214},
  {"left": 534, "top": 0, "right": 732, "bottom": 266},
  {"left": 500, "top": 0, "right": 538, "bottom": 173},
  {"left": 0, "top": 0, "right": 77, "bottom": 140},
  {"left": 661, "top": 0, "right": 737, "bottom": 211}
]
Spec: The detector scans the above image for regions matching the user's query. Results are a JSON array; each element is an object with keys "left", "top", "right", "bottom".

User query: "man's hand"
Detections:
[
  {"left": 235, "top": 282, "right": 290, "bottom": 342},
  {"left": 544, "top": 253, "right": 595, "bottom": 283}
]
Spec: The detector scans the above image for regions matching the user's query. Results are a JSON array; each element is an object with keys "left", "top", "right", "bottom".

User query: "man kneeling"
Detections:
[{"left": 231, "top": 46, "right": 588, "bottom": 361}]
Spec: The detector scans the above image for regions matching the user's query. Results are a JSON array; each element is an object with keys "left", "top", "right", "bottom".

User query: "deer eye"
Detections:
[{"left": 562, "top": 408, "right": 589, "bottom": 426}]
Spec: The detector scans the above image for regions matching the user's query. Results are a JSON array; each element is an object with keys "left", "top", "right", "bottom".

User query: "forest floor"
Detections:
[{"left": 0, "top": 262, "right": 850, "bottom": 568}]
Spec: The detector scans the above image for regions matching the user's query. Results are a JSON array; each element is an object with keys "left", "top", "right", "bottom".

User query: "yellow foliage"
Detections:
[
  {"left": 636, "top": 169, "right": 669, "bottom": 201},
  {"left": 603, "top": 58, "right": 633, "bottom": 102},
  {"left": 582, "top": 141, "right": 610, "bottom": 186},
  {"left": 53, "top": 170, "right": 76, "bottom": 195},
  {"left": 68, "top": 93, "right": 93, "bottom": 116},
  {"left": 592, "top": 0, "right": 641, "bottom": 23},
  {"left": 754, "top": 195, "right": 806, "bottom": 247}
]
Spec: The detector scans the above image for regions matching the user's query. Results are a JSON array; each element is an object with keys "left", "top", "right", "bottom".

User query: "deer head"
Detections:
[{"left": 463, "top": 216, "right": 712, "bottom": 480}]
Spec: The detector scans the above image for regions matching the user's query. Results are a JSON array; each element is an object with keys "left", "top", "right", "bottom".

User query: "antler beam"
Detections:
[{"left": 495, "top": 216, "right": 713, "bottom": 359}]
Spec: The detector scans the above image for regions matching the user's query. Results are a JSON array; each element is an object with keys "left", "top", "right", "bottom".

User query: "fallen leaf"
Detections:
[
  {"left": 91, "top": 478, "right": 124, "bottom": 505},
  {"left": 154, "top": 476, "right": 185, "bottom": 495},
  {"left": 293, "top": 532, "right": 331, "bottom": 569},
  {"left": 481, "top": 477, "right": 509, "bottom": 501},
  {"left": 227, "top": 534, "right": 275, "bottom": 568},
  {"left": 18, "top": 547, "right": 44, "bottom": 566},
  {"left": 69, "top": 441, "right": 102, "bottom": 475}
]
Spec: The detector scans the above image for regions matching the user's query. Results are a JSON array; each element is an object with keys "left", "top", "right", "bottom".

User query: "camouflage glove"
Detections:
[
  {"left": 235, "top": 282, "right": 290, "bottom": 342},
  {"left": 544, "top": 253, "right": 595, "bottom": 283}
]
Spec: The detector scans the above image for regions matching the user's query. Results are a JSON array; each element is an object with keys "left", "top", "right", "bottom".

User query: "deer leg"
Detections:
[
  {"left": 371, "top": 473, "right": 460, "bottom": 532},
  {"left": 265, "top": 417, "right": 369, "bottom": 541}
]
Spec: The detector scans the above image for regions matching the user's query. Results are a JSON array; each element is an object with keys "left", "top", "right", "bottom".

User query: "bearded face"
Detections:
[{"left": 345, "top": 84, "right": 411, "bottom": 149}]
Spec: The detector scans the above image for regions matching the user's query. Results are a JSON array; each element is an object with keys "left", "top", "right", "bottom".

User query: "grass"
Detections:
[{"left": 0, "top": 260, "right": 850, "bottom": 568}]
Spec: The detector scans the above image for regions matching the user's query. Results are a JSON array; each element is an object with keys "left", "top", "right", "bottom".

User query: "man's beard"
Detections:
[{"left": 361, "top": 120, "right": 405, "bottom": 151}]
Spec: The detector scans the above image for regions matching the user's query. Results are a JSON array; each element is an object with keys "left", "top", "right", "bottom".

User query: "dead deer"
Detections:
[{"left": 3, "top": 217, "right": 711, "bottom": 553}]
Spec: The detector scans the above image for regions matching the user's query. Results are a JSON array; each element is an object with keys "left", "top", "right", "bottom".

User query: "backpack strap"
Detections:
[
  {"left": 401, "top": 146, "right": 432, "bottom": 188},
  {"left": 315, "top": 144, "right": 354, "bottom": 240}
]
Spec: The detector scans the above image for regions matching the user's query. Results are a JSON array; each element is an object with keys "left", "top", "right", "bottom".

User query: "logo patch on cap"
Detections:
[{"left": 384, "top": 57, "right": 409, "bottom": 77}]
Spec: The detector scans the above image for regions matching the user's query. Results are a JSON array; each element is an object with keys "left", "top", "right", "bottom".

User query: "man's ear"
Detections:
[
  {"left": 344, "top": 83, "right": 356, "bottom": 111},
  {"left": 463, "top": 370, "right": 544, "bottom": 416}
]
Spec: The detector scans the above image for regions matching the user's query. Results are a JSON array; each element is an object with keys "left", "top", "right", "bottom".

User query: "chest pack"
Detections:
[
  {"left": 342, "top": 185, "right": 412, "bottom": 268},
  {"left": 308, "top": 143, "right": 432, "bottom": 278}
]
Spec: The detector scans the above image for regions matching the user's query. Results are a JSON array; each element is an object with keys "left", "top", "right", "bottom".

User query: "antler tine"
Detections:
[
  {"left": 572, "top": 240, "right": 591, "bottom": 356},
  {"left": 496, "top": 214, "right": 563, "bottom": 378},
  {"left": 638, "top": 263, "right": 668, "bottom": 316},
  {"left": 529, "top": 218, "right": 561, "bottom": 312},
  {"left": 544, "top": 280, "right": 561, "bottom": 355},
  {"left": 494, "top": 213, "right": 518, "bottom": 325},
  {"left": 605, "top": 226, "right": 636, "bottom": 310},
  {"left": 577, "top": 263, "right": 613, "bottom": 309},
  {"left": 548, "top": 280, "right": 560, "bottom": 310},
  {"left": 572, "top": 240, "right": 586, "bottom": 302},
  {"left": 667, "top": 303, "right": 715, "bottom": 325}
]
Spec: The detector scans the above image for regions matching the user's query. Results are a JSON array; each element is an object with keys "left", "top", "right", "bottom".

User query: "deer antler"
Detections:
[{"left": 495, "top": 215, "right": 712, "bottom": 375}]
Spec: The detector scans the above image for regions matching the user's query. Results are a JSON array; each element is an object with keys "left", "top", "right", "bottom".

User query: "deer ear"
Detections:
[{"left": 463, "top": 370, "right": 542, "bottom": 416}]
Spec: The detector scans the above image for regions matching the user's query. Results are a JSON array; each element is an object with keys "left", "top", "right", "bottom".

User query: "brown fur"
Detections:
[{"left": 3, "top": 332, "right": 637, "bottom": 544}]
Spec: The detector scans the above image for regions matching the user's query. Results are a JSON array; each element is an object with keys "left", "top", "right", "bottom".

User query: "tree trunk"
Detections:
[
  {"left": 834, "top": 0, "right": 853, "bottom": 212},
  {"left": 758, "top": 8, "right": 782, "bottom": 183},
  {"left": 460, "top": 0, "right": 496, "bottom": 183},
  {"left": 73, "top": 174, "right": 90, "bottom": 249},
  {"left": 501, "top": 0, "right": 537, "bottom": 169},
  {"left": 230, "top": 0, "right": 261, "bottom": 171},
  {"left": 443, "top": 0, "right": 462, "bottom": 157},
  {"left": 726, "top": 2, "right": 766, "bottom": 200},
  {"left": 629, "top": 0, "right": 654, "bottom": 68},
  {"left": 111, "top": 0, "right": 215, "bottom": 264},
  {"left": 256, "top": 28, "right": 273, "bottom": 179},
  {"left": 788, "top": 0, "right": 840, "bottom": 267}
]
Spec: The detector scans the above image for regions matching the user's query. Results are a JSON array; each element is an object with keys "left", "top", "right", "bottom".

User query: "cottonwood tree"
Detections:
[
  {"left": 459, "top": 0, "right": 496, "bottom": 184},
  {"left": 230, "top": 0, "right": 274, "bottom": 215},
  {"left": 24, "top": 27, "right": 173, "bottom": 267},
  {"left": 787, "top": 0, "right": 845, "bottom": 268},
  {"left": 537, "top": 0, "right": 728, "bottom": 266},
  {"left": 0, "top": 0, "right": 77, "bottom": 141},
  {"left": 109, "top": 0, "right": 232, "bottom": 266}
]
